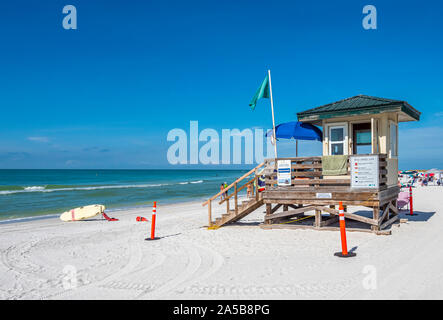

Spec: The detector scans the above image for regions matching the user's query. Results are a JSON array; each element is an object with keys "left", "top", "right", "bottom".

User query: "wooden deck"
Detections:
[
  {"left": 262, "top": 154, "right": 399, "bottom": 233},
  {"left": 202, "top": 154, "right": 400, "bottom": 234}
]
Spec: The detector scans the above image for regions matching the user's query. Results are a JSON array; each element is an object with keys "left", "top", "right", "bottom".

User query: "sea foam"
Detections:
[{"left": 0, "top": 180, "right": 205, "bottom": 195}]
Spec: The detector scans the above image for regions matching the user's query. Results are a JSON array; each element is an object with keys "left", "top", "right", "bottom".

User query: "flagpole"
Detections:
[
  {"left": 268, "top": 69, "right": 278, "bottom": 158},
  {"left": 296, "top": 139, "right": 298, "bottom": 157}
]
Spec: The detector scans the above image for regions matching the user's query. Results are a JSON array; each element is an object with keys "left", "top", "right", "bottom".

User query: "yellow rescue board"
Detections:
[{"left": 60, "top": 204, "right": 105, "bottom": 222}]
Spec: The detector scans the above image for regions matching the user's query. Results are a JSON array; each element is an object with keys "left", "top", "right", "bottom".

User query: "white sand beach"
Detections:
[{"left": 0, "top": 186, "right": 442, "bottom": 300}]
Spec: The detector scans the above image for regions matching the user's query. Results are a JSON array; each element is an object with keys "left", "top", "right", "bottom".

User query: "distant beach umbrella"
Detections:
[{"left": 266, "top": 121, "right": 322, "bottom": 157}]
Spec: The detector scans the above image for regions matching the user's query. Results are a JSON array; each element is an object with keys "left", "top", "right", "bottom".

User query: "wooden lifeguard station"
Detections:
[{"left": 203, "top": 95, "right": 421, "bottom": 234}]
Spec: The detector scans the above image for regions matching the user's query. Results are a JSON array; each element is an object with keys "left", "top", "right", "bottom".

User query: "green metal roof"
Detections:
[{"left": 297, "top": 95, "right": 421, "bottom": 122}]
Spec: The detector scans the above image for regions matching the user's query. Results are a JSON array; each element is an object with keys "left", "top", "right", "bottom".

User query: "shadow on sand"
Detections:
[
  {"left": 349, "top": 246, "right": 358, "bottom": 253},
  {"left": 337, "top": 209, "right": 436, "bottom": 223},
  {"left": 398, "top": 210, "right": 435, "bottom": 222},
  {"left": 155, "top": 232, "right": 182, "bottom": 240},
  {"left": 230, "top": 221, "right": 262, "bottom": 227}
]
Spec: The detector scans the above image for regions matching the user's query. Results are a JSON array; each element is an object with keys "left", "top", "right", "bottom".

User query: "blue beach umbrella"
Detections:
[{"left": 266, "top": 121, "right": 322, "bottom": 156}]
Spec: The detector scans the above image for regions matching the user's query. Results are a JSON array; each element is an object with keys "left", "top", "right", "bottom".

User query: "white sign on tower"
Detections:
[
  {"left": 277, "top": 160, "right": 292, "bottom": 186},
  {"left": 350, "top": 155, "right": 379, "bottom": 188}
]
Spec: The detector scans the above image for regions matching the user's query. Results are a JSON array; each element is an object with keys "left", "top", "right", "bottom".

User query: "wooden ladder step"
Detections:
[
  {"left": 213, "top": 198, "right": 264, "bottom": 227},
  {"left": 241, "top": 199, "right": 255, "bottom": 207},
  {"left": 213, "top": 198, "right": 262, "bottom": 227}
]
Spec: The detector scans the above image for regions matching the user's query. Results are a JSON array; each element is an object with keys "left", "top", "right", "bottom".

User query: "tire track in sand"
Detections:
[
  {"left": 43, "top": 224, "right": 166, "bottom": 299},
  {"left": 0, "top": 237, "right": 57, "bottom": 299},
  {"left": 136, "top": 240, "right": 224, "bottom": 299}
]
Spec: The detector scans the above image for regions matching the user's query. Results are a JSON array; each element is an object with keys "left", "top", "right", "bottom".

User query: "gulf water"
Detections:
[{"left": 0, "top": 169, "right": 247, "bottom": 221}]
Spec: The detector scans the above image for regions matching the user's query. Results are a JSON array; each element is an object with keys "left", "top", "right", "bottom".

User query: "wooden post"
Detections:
[
  {"left": 315, "top": 208, "right": 322, "bottom": 228},
  {"left": 234, "top": 182, "right": 238, "bottom": 214},
  {"left": 280, "top": 204, "right": 289, "bottom": 225},
  {"left": 226, "top": 197, "right": 230, "bottom": 213},
  {"left": 265, "top": 203, "right": 272, "bottom": 224},
  {"left": 208, "top": 200, "right": 212, "bottom": 227},
  {"left": 372, "top": 205, "right": 380, "bottom": 231},
  {"left": 329, "top": 205, "right": 335, "bottom": 218},
  {"left": 392, "top": 200, "right": 396, "bottom": 220},
  {"left": 387, "top": 202, "right": 391, "bottom": 220}
]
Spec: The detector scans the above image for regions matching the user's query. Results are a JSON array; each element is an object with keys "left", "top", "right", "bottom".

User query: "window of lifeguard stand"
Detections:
[
  {"left": 329, "top": 124, "right": 347, "bottom": 155},
  {"left": 352, "top": 122, "right": 372, "bottom": 154},
  {"left": 389, "top": 121, "right": 398, "bottom": 158}
]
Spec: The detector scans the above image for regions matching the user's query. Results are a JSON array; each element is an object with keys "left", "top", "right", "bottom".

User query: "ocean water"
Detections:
[{"left": 0, "top": 169, "right": 248, "bottom": 221}]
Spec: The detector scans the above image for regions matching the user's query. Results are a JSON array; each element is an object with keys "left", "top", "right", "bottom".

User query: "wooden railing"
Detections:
[
  {"left": 264, "top": 154, "right": 388, "bottom": 190},
  {"left": 202, "top": 154, "right": 389, "bottom": 227},
  {"left": 202, "top": 162, "right": 265, "bottom": 226}
]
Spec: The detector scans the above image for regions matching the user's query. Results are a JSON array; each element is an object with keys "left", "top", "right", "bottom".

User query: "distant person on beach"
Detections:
[
  {"left": 224, "top": 182, "right": 228, "bottom": 198},
  {"left": 247, "top": 183, "right": 253, "bottom": 198},
  {"left": 220, "top": 183, "right": 225, "bottom": 201}
]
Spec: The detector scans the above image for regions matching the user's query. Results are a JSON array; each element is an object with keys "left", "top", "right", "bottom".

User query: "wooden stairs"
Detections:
[
  {"left": 213, "top": 196, "right": 264, "bottom": 227},
  {"left": 202, "top": 162, "right": 266, "bottom": 228}
]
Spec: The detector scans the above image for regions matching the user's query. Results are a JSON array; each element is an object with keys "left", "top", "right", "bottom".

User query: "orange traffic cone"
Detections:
[
  {"left": 334, "top": 202, "right": 356, "bottom": 258},
  {"left": 145, "top": 201, "right": 160, "bottom": 241},
  {"left": 408, "top": 186, "right": 417, "bottom": 216}
]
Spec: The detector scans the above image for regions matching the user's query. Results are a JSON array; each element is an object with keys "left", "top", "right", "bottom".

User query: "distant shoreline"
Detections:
[
  {"left": 0, "top": 196, "right": 208, "bottom": 224},
  {"left": 0, "top": 169, "right": 246, "bottom": 221}
]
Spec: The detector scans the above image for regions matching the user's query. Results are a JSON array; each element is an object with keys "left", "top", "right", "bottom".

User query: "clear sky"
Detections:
[{"left": 0, "top": 0, "right": 442, "bottom": 169}]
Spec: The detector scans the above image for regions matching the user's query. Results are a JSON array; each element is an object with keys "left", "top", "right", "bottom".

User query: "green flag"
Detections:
[{"left": 249, "top": 74, "right": 270, "bottom": 110}]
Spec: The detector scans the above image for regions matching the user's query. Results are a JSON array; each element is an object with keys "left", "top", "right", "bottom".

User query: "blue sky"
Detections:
[{"left": 0, "top": 0, "right": 442, "bottom": 169}]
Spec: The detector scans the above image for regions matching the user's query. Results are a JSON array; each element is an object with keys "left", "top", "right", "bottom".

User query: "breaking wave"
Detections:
[{"left": 0, "top": 180, "right": 204, "bottom": 195}]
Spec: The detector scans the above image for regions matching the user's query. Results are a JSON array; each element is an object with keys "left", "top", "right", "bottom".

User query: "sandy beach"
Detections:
[{"left": 0, "top": 186, "right": 442, "bottom": 300}]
